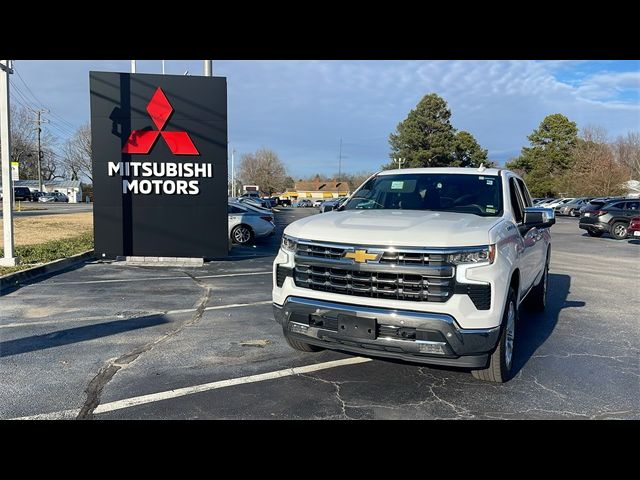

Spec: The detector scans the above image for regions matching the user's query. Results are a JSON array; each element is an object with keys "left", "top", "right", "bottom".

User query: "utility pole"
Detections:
[
  {"left": 131, "top": 60, "right": 136, "bottom": 73},
  {"left": 231, "top": 149, "right": 236, "bottom": 197},
  {"left": 338, "top": 137, "right": 342, "bottom": 181},
  {"left": 1, "top": 60, "right": 17, "bottom": 266},
  {"left": 33, "top": 109, "right": 49, "bottom": 193},
  {"left": 393, "top": 157, "right": 405, "bottom": 169},
  {"left": 203, "top": 60, "right": 212, "bottom": 76}
]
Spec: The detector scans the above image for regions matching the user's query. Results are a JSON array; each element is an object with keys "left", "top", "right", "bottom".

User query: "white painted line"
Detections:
[
  {"left": 12, "top": 409, "right": 79, "bottom": 420},
  {"left": 0, "top": 300, "right": 273, "bottom": 329},
  {"left": 166, "top": 300, "right": 273, "bottom": 315},
  {"left": 10, "top": 357, "right": 372, "bottom": 420},
  {"left": 38, "top": 270, "right": 272, "bottom": 286},
  {"left": 93, "top": 357, "right": 372, "bottom": 415}
]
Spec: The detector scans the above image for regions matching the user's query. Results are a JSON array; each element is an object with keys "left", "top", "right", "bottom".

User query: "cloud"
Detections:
[{"left": 13, "top": 60, "right": 640, "bottom": 177}]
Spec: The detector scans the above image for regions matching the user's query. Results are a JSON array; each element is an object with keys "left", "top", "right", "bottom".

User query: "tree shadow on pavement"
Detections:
[
  {"left": 0, "top": 314, "right": 170, "bottom": 357},
  {"left": 513, "top": 273, "right": 584, "bottom": 375}
]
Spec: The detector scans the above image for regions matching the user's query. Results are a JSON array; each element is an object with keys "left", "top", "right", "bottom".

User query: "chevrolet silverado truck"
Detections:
[{"left": 272, "top": 167, "right": 555, "bottom": 382}]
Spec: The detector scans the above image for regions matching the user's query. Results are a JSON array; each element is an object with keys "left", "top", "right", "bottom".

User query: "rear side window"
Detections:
[
  {"left": 515, "top": 178, "right": 532, "bottom": 207},
  {"left": 627, "top": 202, "right": 639, "bottom": 210},
  {"left": 608, "top": 202, "right": 624, "bottom": 210},
  {"left": 509, "top": 178, "right": 524, "bottom": 223},
  {"left": 228, "top": 205, "right": 246, "bottom": 214}
]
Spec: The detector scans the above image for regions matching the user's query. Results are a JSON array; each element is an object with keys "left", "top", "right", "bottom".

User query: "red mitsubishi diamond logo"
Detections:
[{"left": 122, "top": 87, "right": 199, "bottom": 155}]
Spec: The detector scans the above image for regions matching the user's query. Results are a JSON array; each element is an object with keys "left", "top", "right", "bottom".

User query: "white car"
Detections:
[
  {"left": 313, "top": 199, "right": 324, "bottom": 208},
  {"left": 228, "top": 202, "right": 275, "bottom": 245},
  {"left": 273, "top": 166, "right": 555, "bottom": 383}
]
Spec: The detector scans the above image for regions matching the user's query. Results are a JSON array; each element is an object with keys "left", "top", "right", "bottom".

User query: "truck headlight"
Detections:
[
  {"left": 281, "top": 235, "right": 297, "bottom": 252},
  {"left": 448, "top": 245, "right": 495, "bottom": 264}
]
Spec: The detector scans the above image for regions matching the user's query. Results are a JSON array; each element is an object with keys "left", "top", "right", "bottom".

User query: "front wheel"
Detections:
[
  {"left": 230, "top": 225, "right": 253, "bottom": 245},
  {"left": 472, "top": 287, "right": 517, "bottom": 383},
  {"left": 610, "top": 222, "right": 628, "bottom": 240}
]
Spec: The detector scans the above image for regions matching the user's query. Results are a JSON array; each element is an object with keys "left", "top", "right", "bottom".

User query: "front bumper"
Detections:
[{"left": 274, "top": 297, "right": 501, "bottom": 368}]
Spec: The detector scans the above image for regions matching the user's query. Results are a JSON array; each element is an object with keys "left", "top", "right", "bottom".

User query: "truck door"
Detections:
[
  {"left": 508, "top": 177, "right": 537, "bottom": 295},
  {"left": 516, "top": 178, "right": 546, "bottom": 275}
]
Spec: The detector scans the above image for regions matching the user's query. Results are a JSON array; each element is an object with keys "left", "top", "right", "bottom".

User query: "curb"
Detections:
[{"left": 0, "top": 250, "right": 95, "bottom": 295}]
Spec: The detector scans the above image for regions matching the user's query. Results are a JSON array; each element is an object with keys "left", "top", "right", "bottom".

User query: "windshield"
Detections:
[{"left": 343, "top": 173, "right": 503, "bottom": 216}]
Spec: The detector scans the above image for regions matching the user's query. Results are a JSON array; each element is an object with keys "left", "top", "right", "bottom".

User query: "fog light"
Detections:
[
  {"left": 290, "top": 322, "right": 309, "bottom": 334},
  {"left": 417, "top": 342, "right": 446, "bottom": 355}
]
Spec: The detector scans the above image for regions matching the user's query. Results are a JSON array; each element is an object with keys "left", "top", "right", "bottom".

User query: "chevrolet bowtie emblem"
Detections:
[{"left": 344, "top": 250, "right": 379, "bottom": 263}]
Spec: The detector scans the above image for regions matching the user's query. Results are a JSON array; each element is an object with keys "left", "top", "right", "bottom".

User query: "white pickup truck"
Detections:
[{"left": 272, "top": 167, "right": 555, "bottom": 382}]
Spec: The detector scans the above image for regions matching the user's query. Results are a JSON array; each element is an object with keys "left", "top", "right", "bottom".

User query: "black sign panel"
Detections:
[{"left": 90, "top": 72, "right": 228, "bottom": 259}]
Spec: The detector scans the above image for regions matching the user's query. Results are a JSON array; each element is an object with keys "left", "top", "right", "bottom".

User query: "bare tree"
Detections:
[
  {"left": 62, "top": 122, "right": 92, "bottom": 182},
  {"left": 1, "top": 104, "right": 59, "bottom": 181},
  {"left": 238, "top": 148, "right": 288, "bottom": 196},
  {"left": 612, "top": 131, "right": 640, "bottom": 180},
  {"left": 567, "top": 126, "right": 631, "bottom": 197}
]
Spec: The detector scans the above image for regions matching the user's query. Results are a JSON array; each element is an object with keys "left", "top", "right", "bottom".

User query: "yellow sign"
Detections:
[{"left": 344, "top": 250, "right": 379, "bottom": 263}]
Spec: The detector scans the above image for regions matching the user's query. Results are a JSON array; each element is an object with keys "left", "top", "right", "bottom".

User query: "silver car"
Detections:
[{"left": 228, "top": 202, "right": 275, "bottom": 245}]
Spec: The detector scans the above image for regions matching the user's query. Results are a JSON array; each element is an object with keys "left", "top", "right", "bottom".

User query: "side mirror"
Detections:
[{"left": 524, "top": 207, "right": 555, "bottom": 229}]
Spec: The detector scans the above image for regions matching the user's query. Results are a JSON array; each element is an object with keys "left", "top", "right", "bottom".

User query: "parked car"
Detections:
[
  {"left": 535, "top": 197, "right": 557, "bottom": 206},
  {"left": 296, "top": 199, "right": 313, "bottom": 208},
  {"left": 319, "top": 196, "right": 348, "bottom": 213},
  {"left": 228, "top": 202, "right": 275, "bottom": 245},
  {"left": 237, "top": 196, "right": 272, "bottom": 210},
  {"left": 274, "top": 166, "right": 555, "bottom": 383},
  {"left": 31, "top": 191, "right": 46, "bottom": 202},
  {"left": 13, "top": 186, "right": 33, "bottom": 202},
  {"left": 279, "top": 198, "right": 292, "bottom": 206},
  {"left": 241, "top": 192, "right": 260, "bottom": 198},
  {"left": 628, "top": 217, "right": 640, "bottom": 238},
  {"left": 39, "top": 192, "right": 69, "bottom": 203},
  {"left": 312, "top": 199, "right": 324, "bottom": 208},
  {"left": 579, "top": 199, "right": 640, "bottom": 239},
  {"left": 556, "top": 197, "right": 593, "bottom": 216},
  {"left": 578, "top": 197, "right": 622, "bottom": 216}
]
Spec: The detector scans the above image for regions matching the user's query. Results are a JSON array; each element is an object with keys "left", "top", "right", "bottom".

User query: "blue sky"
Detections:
[{"left": 10, "top": 60, "right": 640, "bottom": 179}]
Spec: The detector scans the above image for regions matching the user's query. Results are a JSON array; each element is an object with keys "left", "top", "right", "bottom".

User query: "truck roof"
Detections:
[{"left": 378, "top": 167, "right": 504, "bottom": 176}]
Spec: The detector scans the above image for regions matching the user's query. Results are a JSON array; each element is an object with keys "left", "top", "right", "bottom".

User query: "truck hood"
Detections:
[{"left": 285, "top": 210, "right": 503, "bottom": 247}]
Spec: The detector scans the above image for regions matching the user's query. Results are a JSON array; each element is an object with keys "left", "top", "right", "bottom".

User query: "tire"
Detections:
[
  {"left": 230, "top": 224, "right": 253, "bottom": 245},
  {"left": 472, "top": 287, "right": 517, "bottom": 383},
  {"left": 523, "top": 252, "right": 549, "bottom": 312},
  {"left": 587, "top": 230, "right": 603, "bottom": 237},
  {"left": 283, "top": 328, "right": 324, "bottom": 352},
  {"left": 610, "top": 221, "right": 628, "bottom": 240}
]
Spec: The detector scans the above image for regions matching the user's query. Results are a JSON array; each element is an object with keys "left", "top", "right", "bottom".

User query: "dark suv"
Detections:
[
  {"left": 13, "top": 187, "right": 33, "bottom": 201},
  {"left": 579, "top": 199, "right": 640, "bottom": 239}
]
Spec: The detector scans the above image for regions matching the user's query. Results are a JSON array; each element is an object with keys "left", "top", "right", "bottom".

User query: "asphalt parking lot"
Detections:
[{"left": 1, "top": 208, "right": 638, "bottom": 419}]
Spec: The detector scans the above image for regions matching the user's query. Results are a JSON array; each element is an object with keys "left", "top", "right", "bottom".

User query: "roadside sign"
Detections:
[{"left": 11, "top": 161, "right": 19, "bottom": 180}]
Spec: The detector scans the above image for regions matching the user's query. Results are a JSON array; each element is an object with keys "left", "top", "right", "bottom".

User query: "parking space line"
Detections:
[
  {"left": 10, "top": 357, "right": 372, "bottom": 420},
  {"left": 35, "top": 270, "right": 272, "bottom": 286},
  {"left": 0, "top": 300, "right": 273, "bottom": 329}
]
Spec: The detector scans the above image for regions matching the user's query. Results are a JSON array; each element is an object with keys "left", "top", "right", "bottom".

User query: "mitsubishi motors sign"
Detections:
[{"left": 90, "top": 72, "right": 228, "bottom": 259}]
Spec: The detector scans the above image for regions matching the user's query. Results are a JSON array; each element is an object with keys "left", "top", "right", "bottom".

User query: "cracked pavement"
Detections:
[{"left": 1, "top": 211, "right": 638, "bottom": 419}]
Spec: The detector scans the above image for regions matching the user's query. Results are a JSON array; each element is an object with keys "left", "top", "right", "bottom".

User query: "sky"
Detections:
[{"left": 10, "top": 60, "right": 640, "bottom": 179}]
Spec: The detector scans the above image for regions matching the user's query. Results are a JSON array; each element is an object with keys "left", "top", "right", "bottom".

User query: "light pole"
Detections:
[{"left": 1, "top": 59, "right": 17, "bottom": 266}]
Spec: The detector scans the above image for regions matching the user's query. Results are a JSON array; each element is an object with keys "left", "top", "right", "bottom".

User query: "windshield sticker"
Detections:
[
  {"left": 486, "top": 207, "right": 496, "bottom": 213},
  {"left": 478, "top": 176, "right": 484, "bottom": 180},
  {"left": 486, "top": 179, "right": 494, "bottom": 185},
  {"left": 391, "top": 181, "right": 404, "bottom": 190}
]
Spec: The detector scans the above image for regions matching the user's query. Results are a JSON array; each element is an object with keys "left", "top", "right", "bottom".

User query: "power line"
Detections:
[{"left": 13, "top": 67, "right": 78, "bottom": 133}]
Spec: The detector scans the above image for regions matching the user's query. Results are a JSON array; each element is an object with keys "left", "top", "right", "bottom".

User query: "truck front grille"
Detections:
[{"left": 292, "top": 241, "right": 501, "bottom": 306}]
